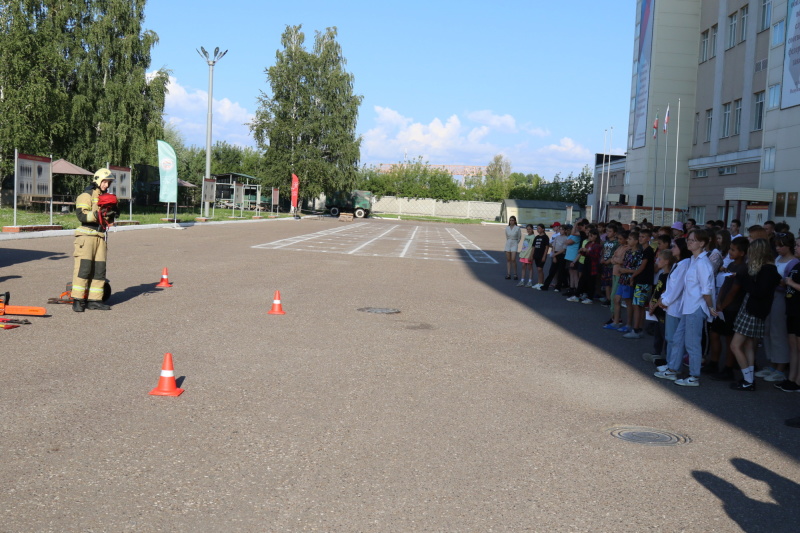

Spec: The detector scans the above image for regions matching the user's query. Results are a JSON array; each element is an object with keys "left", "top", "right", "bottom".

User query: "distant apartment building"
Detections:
[{"left": 608, "top": 0, "right": 800, "bottom": 228}]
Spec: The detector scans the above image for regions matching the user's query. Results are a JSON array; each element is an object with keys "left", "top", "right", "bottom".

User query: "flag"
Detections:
[
  {"left": 663, "top": 104, "right": 670, "bottom": 133},
  {"left": 652, "top": 114, "right": 658, "bottom": 139},
  {"left": 157, "top": 140, "right": 177, "bottom": 203},
  {"left": 291, "top": 173, "right": 299, "bottom": 210}
]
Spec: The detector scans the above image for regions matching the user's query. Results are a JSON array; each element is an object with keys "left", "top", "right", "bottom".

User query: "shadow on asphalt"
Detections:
[
  {"left": 108, "top": 282, "right": 165, "bottom": 305},
  {"left": 0, "top": 248, "right": 68, "bottom": 269},
  {"left": 693, "top": 458, "right": 800, "bottom": 531},
  {"left": 463, "top": 247, "right": 800, "bottom": 462}
]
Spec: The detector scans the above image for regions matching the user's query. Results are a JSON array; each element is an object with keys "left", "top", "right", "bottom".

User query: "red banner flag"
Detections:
[{"left": 291, "top": 173, "right": 299, "bottom": 210}]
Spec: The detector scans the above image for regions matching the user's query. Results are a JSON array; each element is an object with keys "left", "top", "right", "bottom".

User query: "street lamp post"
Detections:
[{"left": 197, "top": 46, "right": 228, "bottom": 218}]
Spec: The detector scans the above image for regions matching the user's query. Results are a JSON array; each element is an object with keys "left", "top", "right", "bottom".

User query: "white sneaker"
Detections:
[
  {"left": 765, "top": 370, "right": 787, "bottom": 382},
  {"left": 656, "top": 364, "right": 669, "bottom": 372},
  {"left": 623, "top": 330, "right": 642, "bottom": 339},
  {"left": 566, "top": 296, "right": 580, "bottom": 302},
  {"left": 532, "top": 283, "right": 542, "bottom": 290},
  {"left": 525, "top": 281, "right": 533, "bottom": 288},
  {"left": 581, "top": 298, "right": 593, "bottom": 304},
  {"left": 755, "top": 367, "right": 776, "bottom": 378},
  {"left": 675, "top": 376, "right": 700, "bottom": 387},
  {"left": 516, "top": 280, "right": 526, "bottom": 287},
  {"left": 654, "top": 369, "right": 678, "bottom": 380}
]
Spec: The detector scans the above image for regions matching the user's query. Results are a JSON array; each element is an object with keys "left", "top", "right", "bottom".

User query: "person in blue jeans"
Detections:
[{"left": 655, "top": 229, "right": 717, "bottom": 387}]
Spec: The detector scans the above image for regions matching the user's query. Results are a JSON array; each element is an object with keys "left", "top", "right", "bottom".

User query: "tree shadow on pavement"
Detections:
[
  {"left": 0, "top": 249, "right": 68, "bottom": 269},
  {"left": 463, "top": 246, "right": 800, "bottom": 462},
  {"left": 693, "top": 458, "right": 800, "bottom": 531}
]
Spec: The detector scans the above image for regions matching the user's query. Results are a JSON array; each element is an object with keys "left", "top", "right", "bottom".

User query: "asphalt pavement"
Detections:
[{"left": 1, "top": 217, "right": 798, "bottom": 532}]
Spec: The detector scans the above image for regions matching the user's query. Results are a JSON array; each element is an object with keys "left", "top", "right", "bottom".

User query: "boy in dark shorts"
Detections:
[
  {"left": 531, "top": 224, "right": 550, "bottom": 289},
  {"left": 600, "top": 223, "right": 619, "bottom": 306},
  {"left": 625, "top": 229, "right": 654, "bottom": 339}
]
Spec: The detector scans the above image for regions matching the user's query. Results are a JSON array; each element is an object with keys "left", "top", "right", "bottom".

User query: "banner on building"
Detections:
[
  {"left": 16, "top": 154, "right": 52, "bottom": 197},
  {"left": 782, "top": 0, "right": 800, "bottom": 108},
  {"left": 157, "top": 140, "right": 178, "bottom": 203},
  {"left": 632, "top": 0, "right": 655, "bottom": 149}
]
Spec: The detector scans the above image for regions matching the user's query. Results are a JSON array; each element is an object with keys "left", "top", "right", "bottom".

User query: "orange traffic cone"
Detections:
[
  {"left": 268, "top": 290, "right": 286, "bottom": 315},
  {"left": 155, "top": 267, "right": 172, "bottom": 288},
  {"left": 149, "top": 352, "right": 184, "bottom": 396}
]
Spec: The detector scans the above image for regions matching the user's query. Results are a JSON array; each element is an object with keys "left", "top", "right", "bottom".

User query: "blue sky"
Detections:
[{"left": 145, "top": 1, "right": 634, "bottom": 177}]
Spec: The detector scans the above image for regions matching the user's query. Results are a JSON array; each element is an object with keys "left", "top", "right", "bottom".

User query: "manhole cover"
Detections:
[
  {"left": 357, "top": 307, "right": 401, "bottom": 314},
  {"left": 607, "top": 426, "right": 691, "bottom": 446}
]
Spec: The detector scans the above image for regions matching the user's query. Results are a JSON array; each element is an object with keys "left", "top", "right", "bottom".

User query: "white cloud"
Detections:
[
  {"left": 466, "top": 110, "right": 517, "bottom": 132},
  {"left": 159, "top": 74, "right": 255, "bottom": 148},
  {"left": 361, "top": 106, "right": 588, "bottom": 176},
  {"left": 522, "top": 125, "right": 551, "bottom": 137}
]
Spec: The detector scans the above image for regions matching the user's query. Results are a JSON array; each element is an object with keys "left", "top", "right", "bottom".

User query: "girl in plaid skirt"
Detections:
[{"left": 729, "top": 239, "right": 783, "bottom": 391}]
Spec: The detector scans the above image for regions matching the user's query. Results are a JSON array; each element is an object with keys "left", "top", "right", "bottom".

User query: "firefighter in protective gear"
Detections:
[{"left": 71, "top": 168, "right": 118, "bottom": 312}]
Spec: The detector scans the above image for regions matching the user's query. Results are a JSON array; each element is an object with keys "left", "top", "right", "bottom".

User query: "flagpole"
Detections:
[
  {"left": 661, "top": 104, "right": 669, "bottom": 224},
  {"left": 603, "top": 127, "right": 613, "bottom": 222},
  {"left": 672, "top": 99, "right": 681, "bottom": 223},
  {"left": 599, "top": 129, "right": 608, "bottom": 222},
  {"left": 652, "top": 108, "right": 659, "bottom": 222}
]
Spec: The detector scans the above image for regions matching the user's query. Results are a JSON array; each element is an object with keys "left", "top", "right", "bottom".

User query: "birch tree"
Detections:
[{"left": 251, "top": 25, "right": 362, "bottom": 199}]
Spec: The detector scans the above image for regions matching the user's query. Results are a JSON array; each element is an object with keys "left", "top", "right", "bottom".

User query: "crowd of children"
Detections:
[{"left": 506, "top": 217, "right": 800, "bottom": 429}]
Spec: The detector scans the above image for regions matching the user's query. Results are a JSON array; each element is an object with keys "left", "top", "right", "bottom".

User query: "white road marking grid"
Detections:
[{"left": 253, "top": 224, "right": 498, "bottom": 263}]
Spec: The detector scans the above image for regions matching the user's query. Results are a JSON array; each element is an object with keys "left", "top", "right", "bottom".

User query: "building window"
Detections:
[
  {"left": 776, "top": 193, "right": 786, "bottom": 216},
  {"left": 759, "top": 0, "right": 771, "bottom": 32},
  {"left": 753, "top": 92, "right": 765, "bottom": 131},
  {"left": 705, "top": 109, "right": 713, "bottom": 142},
  {"left": 691, "top": 206, "right": 706, "bottom": 224},
  {"left": 694, "top": 112, "right": 700, "bottom": 144},
  {"left": 768, "top": 84, "right": 781, "bottom": 108},
  {"left": 696, "top": 169, "right": 709, "bottom": 178},
  {"left": 728, "top": 13, "right": 738, "bottom": 48},
  {"left": 741, "top": 5, "right": 750, "bottom": 41},
  {"left": 700, "top": 30, "right": 710, "bottom": 62},
  {"left": 719, "top": 165, "right": 738, "bottom": 175},
  {"left": 772, "top": 19, "right": 785, "bottom": 47},
  {"left": 721, "top": 103, "right": 732, "bottom": 137},
  {"left": 625, "top": 171, "right": 630, "bottom": 185},
  {"left": 763, "top": 146, "right": 776, "bottom": 170},
  {"left": 710, "top": 25, "right": 718, "bottom": 57},
  {"left": 789, "top": 193, "right": 798, "bottom": 217},
  {"left": 734, "top": 99, "right": 743, "bottom": 135}
]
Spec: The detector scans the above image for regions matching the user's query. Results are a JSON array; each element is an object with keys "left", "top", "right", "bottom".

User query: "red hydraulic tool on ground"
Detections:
[{"left": 48, "top": 281, "right": 111, "bottom": 305}]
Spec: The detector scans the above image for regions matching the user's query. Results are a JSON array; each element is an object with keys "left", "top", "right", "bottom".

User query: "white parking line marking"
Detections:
[
  {"left": 400, "top": 226, "right": 420, "bottom": 257},
  {"left": 347, "top": 225, "right": 399, "bottom": 254}
]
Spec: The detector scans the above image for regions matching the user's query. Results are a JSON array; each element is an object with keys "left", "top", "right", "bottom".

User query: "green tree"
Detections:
[
  {"left": 0, "top": 1, "right": 168, "bottom": 181},
  {"left": 251, "top": 25, "right": 362, "bottom": 200},
  {"left": 67, "top": 0, "right": 168, "bottom": 170}
]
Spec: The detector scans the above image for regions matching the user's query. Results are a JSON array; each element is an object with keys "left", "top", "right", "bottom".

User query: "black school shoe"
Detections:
[
  {"left": 730, "top": 379, "right": 756, "bottom": 391},
  {"left": 775, "top": 380, "right": 800, "bottom": 392}
]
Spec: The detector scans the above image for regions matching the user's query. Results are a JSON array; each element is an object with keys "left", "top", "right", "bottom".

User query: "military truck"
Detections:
[{"left": 325, "top": 190, "right": 374, "bottom": 218}]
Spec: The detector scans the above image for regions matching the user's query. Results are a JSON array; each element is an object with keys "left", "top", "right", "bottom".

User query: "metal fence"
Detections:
[{"left": 371, "top": 196, "right": 502, "bottom": 220}]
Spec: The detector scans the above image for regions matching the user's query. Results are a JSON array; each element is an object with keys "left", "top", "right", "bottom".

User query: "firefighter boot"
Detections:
[
  {"left": 72, "top": 299, "right": 86, "bottom": 313},
  {"left": 86, "top": 300, "right": 111, "bottom": 311}
]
